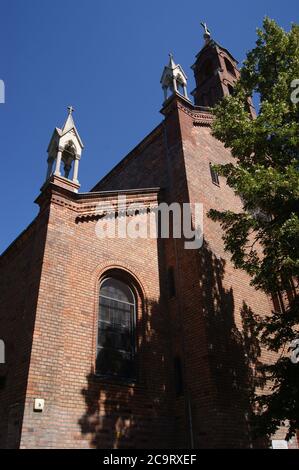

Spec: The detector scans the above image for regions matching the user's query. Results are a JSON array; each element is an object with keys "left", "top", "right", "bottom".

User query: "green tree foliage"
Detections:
[{"left": 208, "top": 18, "right": 299, "bottom": 440}]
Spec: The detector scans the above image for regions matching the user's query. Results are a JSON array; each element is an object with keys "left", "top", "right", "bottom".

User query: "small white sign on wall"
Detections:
[
  {"left": 271, "top": 440, "right": 288, "bottom": 449},
  {"left": 0, "top": 340, "right": 4, "bottom": 364}
]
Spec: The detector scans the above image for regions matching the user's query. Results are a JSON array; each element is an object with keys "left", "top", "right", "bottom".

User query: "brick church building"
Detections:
[{"left": 0, "top": 26, "right": 297, "bottom": 449}]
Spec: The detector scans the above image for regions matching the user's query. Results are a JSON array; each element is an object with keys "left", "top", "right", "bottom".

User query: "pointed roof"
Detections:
[
  {"left": 60, "top": 106, "right": 84, "bottom": 148},
  {"left": 47, "top": 106, "right": 84, "bottom": 153},
  {"left": 168, "top": 52, "right": 176, "bottom": 69},
  {"left": 62, "top": 106, "right": 76, "bottom": 133},
  {"left": 160, "top": 53, "right": 188, "bottom": 85}
]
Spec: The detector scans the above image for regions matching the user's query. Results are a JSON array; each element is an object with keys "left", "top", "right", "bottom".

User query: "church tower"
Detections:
[{"left": 191, "top": 23, "right": 240, "bottom": 107}]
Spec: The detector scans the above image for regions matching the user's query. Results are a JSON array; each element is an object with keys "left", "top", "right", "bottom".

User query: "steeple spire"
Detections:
[
  {"left": 45, "top": 106, "right": 84, "bottom": 192},
  {"left": 160, "top": 53, "right": 189, "bottom": 103},
  {"left": 61, "top": 105, "right": 76, "bottom": 133},
  {"left": 168, "top": 52, "right": 176, "bottom": 68}
]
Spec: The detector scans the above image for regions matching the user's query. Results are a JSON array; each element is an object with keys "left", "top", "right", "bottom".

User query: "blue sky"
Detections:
[{"left": 0, "top": 0, "right": 297, "bottom": 253}]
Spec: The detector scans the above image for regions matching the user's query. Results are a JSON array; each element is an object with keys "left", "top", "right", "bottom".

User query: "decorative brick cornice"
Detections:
[
  {"left": 74, "top": 198, "right": 159, "bottom": 224},
  {"left": 36, "top": 180, "right": 161, "bottom": 224},
  {"left": 160, "top": 93, "right": 214, "bottom": 126},
  {"left": 176, "top": 101, "right": 214, "bottom": 126}
]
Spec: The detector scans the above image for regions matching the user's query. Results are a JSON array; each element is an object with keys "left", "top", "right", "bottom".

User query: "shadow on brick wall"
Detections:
[
  {"left": 78, "top": 239, "right": 270, "bottom": 449},
  {"left": 78, "top": 297, "right": 175, "bottom": 449},
  {"left": 195, "top": 241, "right": 268, "bottom": 448}
]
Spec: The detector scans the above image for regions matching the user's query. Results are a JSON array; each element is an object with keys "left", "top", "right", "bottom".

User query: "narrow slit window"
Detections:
[
  {"left": 224, "top": 57, "right": 236, "bottom": 77},
  {"left": 167, "top": 267, "right": 176, "bottom": 298},
  {"left": 210, "top": 163, "right": 220, "bottom": 186},
  {"left": 227, "top": 84, "right": 235, "bottom": 96},
  {"left": 174, "top": 357, "right": 184, "bottom": 397}
]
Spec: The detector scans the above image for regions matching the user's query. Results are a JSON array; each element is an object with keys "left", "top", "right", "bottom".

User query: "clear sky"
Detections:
[{"left": 0, "top": 0, "right": 297, "bottom": 253}]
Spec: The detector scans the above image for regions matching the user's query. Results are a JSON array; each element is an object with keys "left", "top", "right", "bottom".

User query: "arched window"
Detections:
[
  {"left": 62, "top": 141, "right": 76, "bottom": 179},
  {"left": 227, "top": 84, "right": 235, "bottom": 96},
  {"left": 202, "top": 59, "right": 214, "bottom": 80},
  {"left": 96, "top": 277, "right": 136, "bottom": 380},
  {"left": 224, "top": 57, "right": 236, "bottom": 77}
]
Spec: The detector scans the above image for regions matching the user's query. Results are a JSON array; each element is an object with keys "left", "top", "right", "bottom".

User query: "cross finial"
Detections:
[
  {"left": 200, "top": 21, "right": 211, "bottom": 41},
  {"left": 67, "top": 105, "right": 75, "bottom": 115}
]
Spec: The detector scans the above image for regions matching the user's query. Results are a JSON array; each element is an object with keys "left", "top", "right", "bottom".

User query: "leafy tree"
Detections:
[{"left": 208, "top": 17, "right": 299, "bottom": 440}]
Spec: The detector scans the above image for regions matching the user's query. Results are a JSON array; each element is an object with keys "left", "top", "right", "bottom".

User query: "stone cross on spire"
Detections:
[
  {"left": 200, "top": 21, "right": 211, "bottom": 44},
  {"left": 67, "top": 105, "right": 75, "bottom": 115}
]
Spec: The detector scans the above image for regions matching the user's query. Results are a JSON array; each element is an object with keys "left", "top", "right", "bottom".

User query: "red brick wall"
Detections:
[
  {"left": 90, "top": 94, "right": 288, "bottom": 448},
  {"left": 0, "top": 210, "right": 49, "bottom": 448},
  {"left": 92, "top": 125, "right": 167, "bottom": 192},
  {"left": 17, "top": 184, "right": 175, "bottom": 448},
  {"left": 174, "top": 102, "right": 271, "bottom": 447}
]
